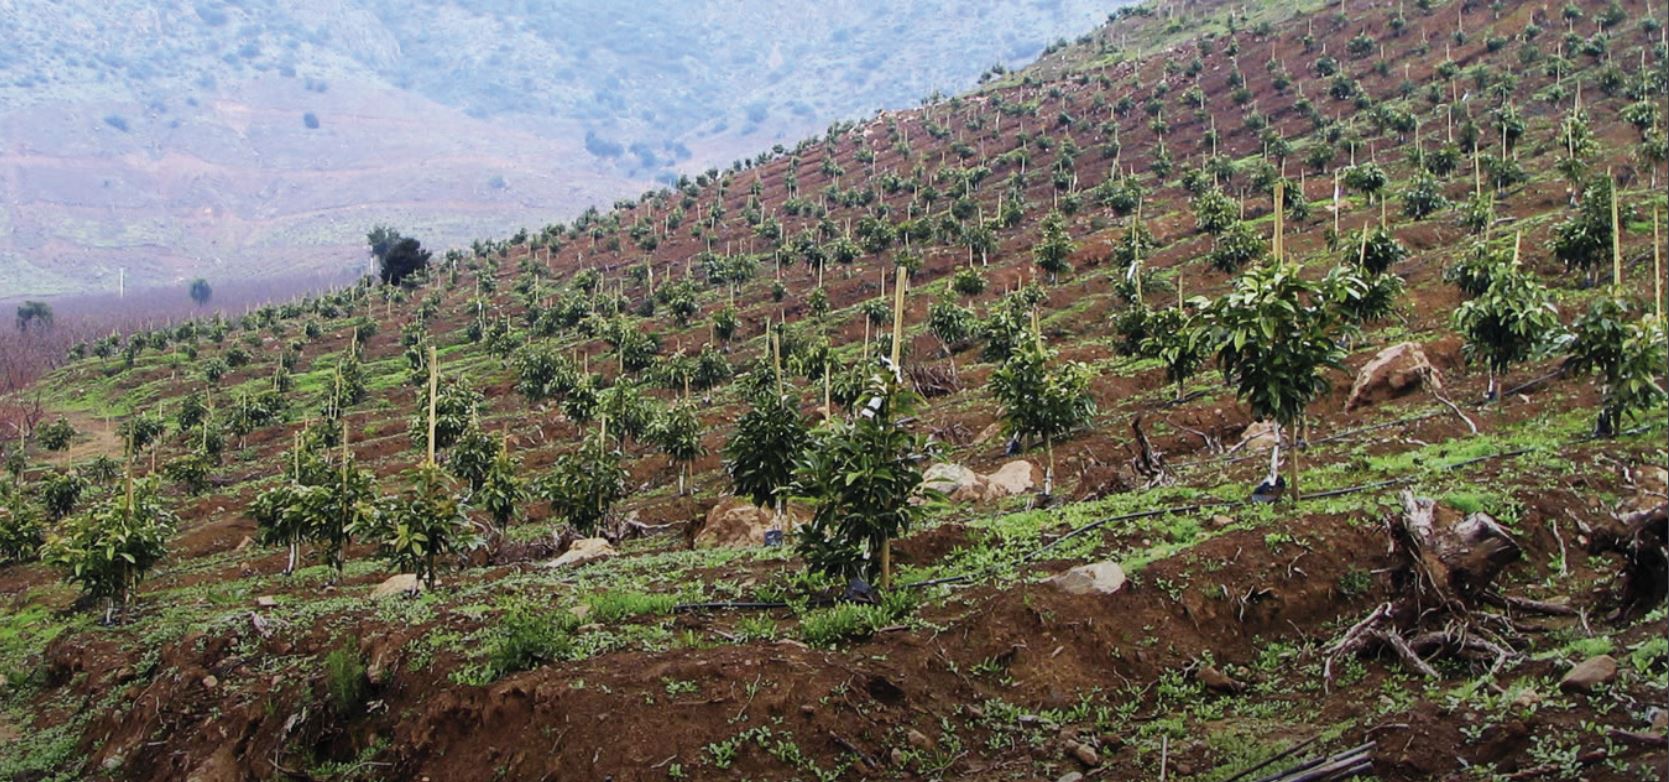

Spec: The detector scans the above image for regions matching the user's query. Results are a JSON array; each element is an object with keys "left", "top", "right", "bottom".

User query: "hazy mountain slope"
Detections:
[{"left": 0, "top": 0, "right": 1120, "bottom": 298}]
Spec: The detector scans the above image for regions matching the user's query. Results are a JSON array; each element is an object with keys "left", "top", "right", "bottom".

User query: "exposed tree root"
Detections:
[
  {"left": 1586, "top": 501, "right": 1668, "bottom": 621},
  {"left": 1326, "top": 492, "right": 1566, "bottom": 684}
]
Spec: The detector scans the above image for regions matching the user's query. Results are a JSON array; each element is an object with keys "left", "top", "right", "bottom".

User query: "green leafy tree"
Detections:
[
  {"left": 1196, "top": 263, "right": 1351, "bottom": 495},
  {"left": 951, "top": 266, "right": 988, "bottom": 297},
  {"left": 476, "top": 441, "right": 527, "bottom": 532},
  {"left": 1563, "top": 300, "right": 1667, "bottom": 436},
  {"left": 540, "top": 427, "right": 628, "bottom": 536},
  {"left": 252, "top": 441, "right": 334, "bottom": 574},
  {"left": 712, "top": 306, "right": 741, "bottom": 343},
  {"left": 36, "top": 417, "right": 76, "bottom": 451},
  {"left": 990, "top": 324, "right": 1097, "bottom": 496},
  {"left": 596, "top": 380, "right": 655, "bottom": 444},
  {"left": 322, "top": 350, "right": 365, "bottom": 416},
  {"left": 1342, "top": 161, "right": 1389, "bottom": 201},
  {"left": 364, "top": 465, "right": 477, "bottom": 590},
  {"left": 189, "top": 278, "right": 213, "bottom": 307},
  {"left": 39, "top": 469, "right": 87, "bottom": 520},
  {"left": 0, "top": 486, "right": 42, "bottom": 563},
  {"left": 40, "top": 477, "right": 177, "bottom": 622},
  {"left": 407, "top": 376, "right": 484, "bottom": 452},
  {"left": 794, "top": 372, "right": 935, "bottom": 586},
  {"left": 1324, "top": 265, "right": 1405, "bottom": 326},
  {"left": 1552, "top": 175, "right": 1615, "bottom": 285},
  {"left": 512, "top": 343, "right": 578, "bottom": 403},
  {"left": 693, "top": 344, "right": 733, "bottom": 390},
  {"left": 15, "top": 301, "right": 52, "bottom": 333},
  {"left": 284, "top": 428, "right": 378, "bottom": 579},
  {"left": 162, "top": 453, "right": 212, "bottom": 496},
  {"left": 1191, "top": 187, "right": 1238, "bottom": 235},
  {"left": 650, "top": 400, "right": 706, "bottom": 495},
  {"left": 923, "top": 279, "right": 976, "bottom": 348},
  {"left": 1453, "top": 262, "right": 1561, "bottom": 399},
  {"left": 1033, "top": 210, "right": 1076, "bottom": 281},
  {"left": 1140, "top": 307, "right": 1208, "bottom": 400},
  {"left": 1209, "top": 221, "right": 1267, "bottom": 274},
  {"left": 445, "top": 425, "right": 500, "bottom": 489},
  {"left": 560, "top": 371, "right": 602, "bottom": 423},
  {"left": 1400, "top": 172, "right": 1450, "bottom": 220},
  {"left": 725, "top": 387, "right": 810, "bottom": 517}
]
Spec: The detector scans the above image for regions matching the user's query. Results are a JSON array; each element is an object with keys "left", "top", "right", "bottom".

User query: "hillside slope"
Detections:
[{"left": 1, "top": 0, "right": 1666, "bottom": 780}]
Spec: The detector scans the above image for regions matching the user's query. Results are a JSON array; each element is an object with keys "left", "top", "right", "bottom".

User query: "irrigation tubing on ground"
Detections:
[{"left": 1171, "top": 409, "right": 1442, "bottom": 473}]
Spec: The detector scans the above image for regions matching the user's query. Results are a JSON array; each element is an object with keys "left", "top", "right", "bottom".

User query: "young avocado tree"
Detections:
[
  {"left": 36, "top": 417, "right": 75, "bottom": 451},
  {"left": 989, "top": 317, "right": 1097, "bottom": 496},
  {"left": 1452, "top": 261, "right": 1561, "bottom": 401},
  {"left": 649, "top": 400, "right": 706, "bottom": 496},
  {"left": 540, "top": 422, "right": 628, "bottom": 537},
  {"left": 794, "top": 371, "right": 935, "bottom": 587},
  {"left": 297, "top": 430, "right": 377, "bottom": 579},
  {"left": 927, "top": 293, "right": 977, "bottom": 380},
  {"left": 1563, "top": 299, "right": 1668, "bottom": 436},
  {"left": 0, "top": 482, "right": 43, "bottom": 564},
  {"left": 365, "top": 464, "right": 477, "bottom": 591},
  {"left": 1033, "top": 210, "right": 1076, "bottom": 282},
  {"left": 1196, "top": 262, "right": 1350, "bottom": 498},
  {"left": 360, "top": 353, "right": 479, "bottom": 592},
  {"left": 252, "top": 436, "right": 332, "bottom": 575},
  {"left": 40, "top": 476, "right": 177, "bottom": 623},
  {"left": 38, "top": 469, "right": 87, "bottom": 520},
  {"left": 1140, "top": 302, "right": 1208, "bottom": 402},
  {"left": 475, "top": 435, "right": 527, "bottom": 534},
  {"left": 1552, "top": 175, "right": 1616, "bottom": 287},
  {"left": 445, "top": 423, "right": 500, "bottom": 490},
  {"left": 406, "top": 374, "right": 483, "bottom": 452},
  {"left": 724, "top": 378, "right": 810, "bottom": 525}
]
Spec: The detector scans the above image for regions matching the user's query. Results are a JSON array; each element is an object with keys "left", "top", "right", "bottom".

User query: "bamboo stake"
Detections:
[
  {"left": 1274, "top": 180, "right": 1285, "bottom": 264},
  {"left": 890, "top": 268, "right": 908, "bottom": 371},
  {"left": 1655, "top": 207, "right": 1664, "bottom": 321},
  {"left": 426, "top": 345, "right": 438, "bottom": 467},
  {"left": 1609, "top": 171, "right": 1621, "bottom": 294}
]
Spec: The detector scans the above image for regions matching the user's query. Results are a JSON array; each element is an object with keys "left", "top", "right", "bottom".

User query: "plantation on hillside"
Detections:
[{"left": 0, "top": 0, "right": 1666, "bottom": 780}]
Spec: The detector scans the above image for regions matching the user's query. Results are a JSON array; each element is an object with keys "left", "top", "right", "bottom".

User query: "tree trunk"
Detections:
[
  {"left": 1266, "top": 426, "right": 1283, "bottom": 487},
  {"left": 1289, "top": 418, "right": 1302, "bottom": 502},
  {"left": 1044, "top": 433, "right": 1055, "bottom": 496},
  {"left": 1391, "top": 491, "right": 1522, "bottom": 607},
  {"left": 287, "top": 541, "right": 298, "bottom": 575}
]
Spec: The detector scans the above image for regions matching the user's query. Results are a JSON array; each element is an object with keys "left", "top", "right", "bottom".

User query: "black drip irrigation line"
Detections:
[
  {"left": 1500, "top": 367, "right": 1568, "bottom": 398},
  {"left": 670, "top": 425, "right": 1659, "bottom": 613}
]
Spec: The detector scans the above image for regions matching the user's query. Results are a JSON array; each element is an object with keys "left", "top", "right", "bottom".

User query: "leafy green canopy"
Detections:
[
  {"left": 795, "top": 373, "right": 936, "bottom": 581},
  {"left": 1195, "top": 263, "right": 1350, "bottom": 427},
  {"left": 724, "top": 387, "right": 810, "bottom": 509},
  {"left": 1452, "top": 261, "right": 1561, "bottom": 390},
  {"left": 40, "top": 478, "right": 177, "bottom": 616},
  {"left": 540, "top": 428, "right": 628, "bottom": 536},
  {"left": 1564, "top": 299, "right": 1667, "bottom": 436}
]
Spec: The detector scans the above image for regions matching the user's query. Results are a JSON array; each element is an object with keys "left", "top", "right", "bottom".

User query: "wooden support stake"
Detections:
[
  {"left": 1609, "top": 171, "right": 1622, "bottom": 295},
  {"left": 426, "top": 345, "right": 438, "bottom": 467},
  {"left": 1273, "top": 180, "right": 1285, "bottom": 264}
]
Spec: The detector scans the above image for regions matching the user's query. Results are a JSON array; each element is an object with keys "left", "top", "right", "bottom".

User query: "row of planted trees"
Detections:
[{"left": 7, "top": 1, "right": 1665, "bottom": 617}]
